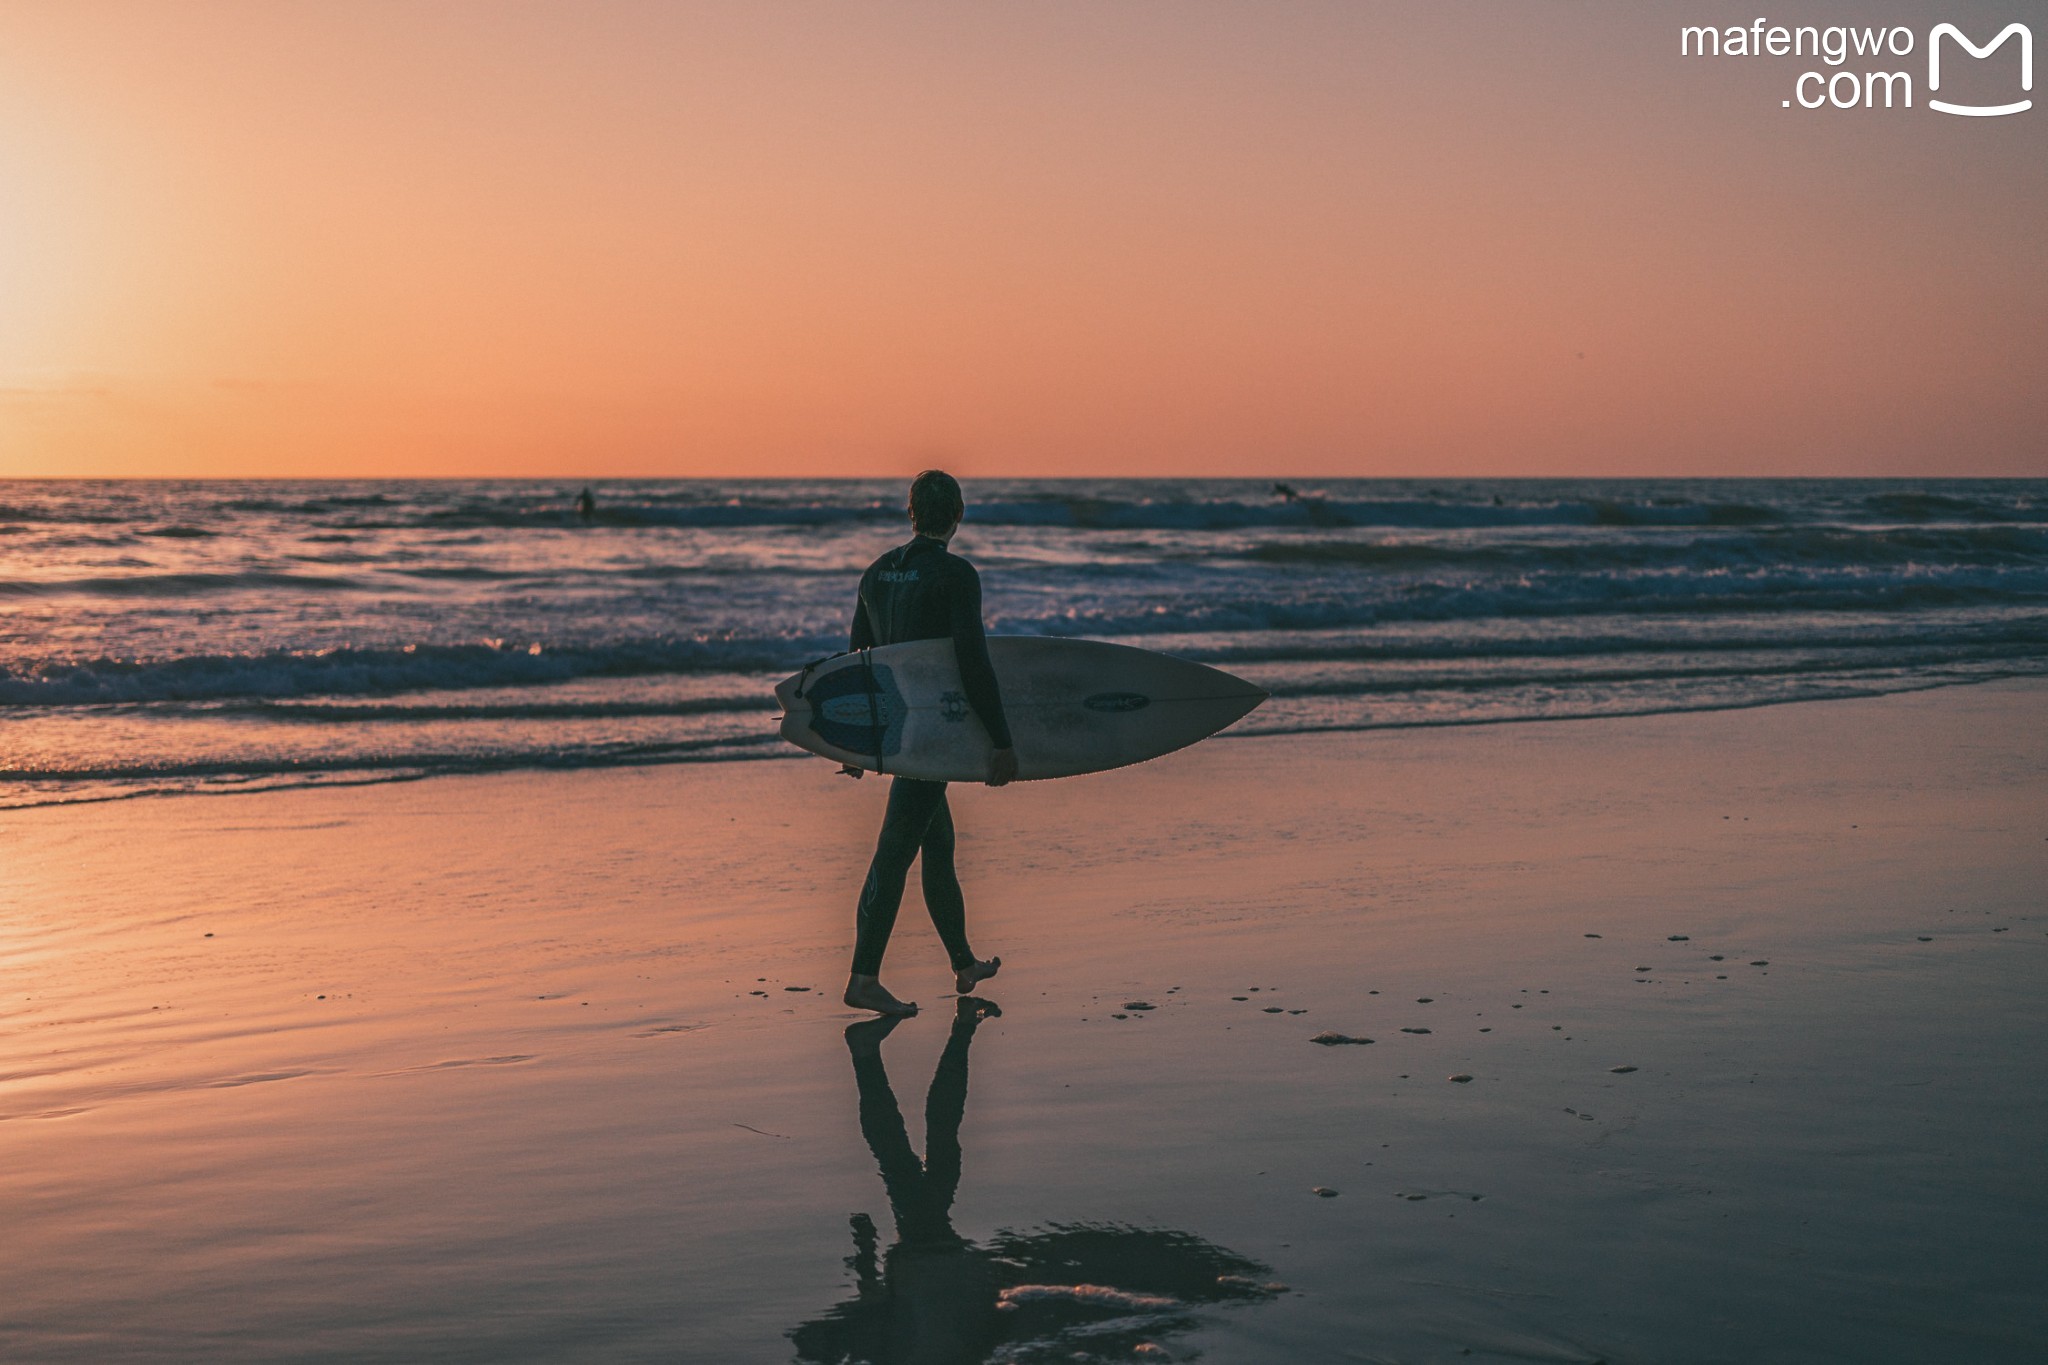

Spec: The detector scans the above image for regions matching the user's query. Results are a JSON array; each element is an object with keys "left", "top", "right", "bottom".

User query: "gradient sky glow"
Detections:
[{"left": 1, "top": 0, "right": 2042, "bottom": 478}]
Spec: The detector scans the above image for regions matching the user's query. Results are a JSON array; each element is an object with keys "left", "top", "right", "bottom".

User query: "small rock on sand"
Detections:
[
  {"left": 1400, "top": 1027, "right": 1432, "bottom": 1034},
  {"left": 1918, "top": 936, "right": 1933, "bottom": 942},
  {"left": 1584, "top": 933, "right": 1602, "bottom": 938},
  {"left": 1609, "top": 1065, "right": 1638, "bottom": 1074},
  {"left": 1311, "top": 1032, "right": 1373, "bottom": 1046},
  {"left": 1750, "top": 960, "right": 1769, "bottom": 966},
  {"left": 1262, "top": 1006, "right": 1283, "bottom": 1013},
  {"left": 784, "top": 986, "right": 810, "bottom": 993},
  {"left": 1448, "top": 1074, "right": 1473, "bottom": 1083},
  {"left": 1668, "top": 935, "right": 1689, "bottom": 941},
  {"left": 1124, "top": 1001, "right": 1156, "bottom": 1010},
  {"left": 1312, "top": 1187, "right": 1339, "bottom": 1198}
]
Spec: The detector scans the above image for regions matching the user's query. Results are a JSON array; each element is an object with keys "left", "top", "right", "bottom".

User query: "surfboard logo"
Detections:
[
  {"left": 939, "top": 691, "right": 969, "bottom": 722},
  {"left": 1083, "top": 691, "right": 1151, "bottom": 713}
]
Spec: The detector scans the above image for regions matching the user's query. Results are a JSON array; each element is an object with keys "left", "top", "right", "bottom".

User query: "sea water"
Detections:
[{"left": 2, "top": 477, "right": 2044, "bottom": 806}]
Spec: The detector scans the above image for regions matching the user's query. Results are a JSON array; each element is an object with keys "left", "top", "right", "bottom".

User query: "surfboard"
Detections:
[{"left": 774, "top": 637, "right": 1266, "bottom": 781}]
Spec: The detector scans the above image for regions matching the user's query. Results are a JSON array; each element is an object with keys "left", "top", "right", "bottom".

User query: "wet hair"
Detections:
[{"left": 907, "top": 469, "right": 964, "bottom": 535}]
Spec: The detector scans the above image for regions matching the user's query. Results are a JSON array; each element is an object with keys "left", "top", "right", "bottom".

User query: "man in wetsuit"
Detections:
[{"left": 841, "top": 470, "right": 1015, "bottom": 1017}]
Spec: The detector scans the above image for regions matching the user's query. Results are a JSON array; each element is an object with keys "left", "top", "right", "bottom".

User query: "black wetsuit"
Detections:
[{"left": 848, "top": 535, "right": 1011, "bottom": 977}]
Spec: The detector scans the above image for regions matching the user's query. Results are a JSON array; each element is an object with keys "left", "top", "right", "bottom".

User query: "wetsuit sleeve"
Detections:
[
  {"left": 947, "top": 561, "right": 1013, "bottom": 750},
  {"left": 849, "top": 588, "right": 876, "bottom": 652}
]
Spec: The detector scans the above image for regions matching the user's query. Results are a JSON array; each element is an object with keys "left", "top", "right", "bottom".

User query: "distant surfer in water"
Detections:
[
  {"left": 575, "top": 486, "right": 597, "bottom": 522},
  {"left": 841, "top": 470, "right": 1014, "bottom": 1017}
]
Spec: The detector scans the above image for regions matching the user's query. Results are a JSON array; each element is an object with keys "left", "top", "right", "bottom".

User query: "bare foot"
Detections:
[
  {"left": 953, "top": 955, "right": 1001, "bottom": 995},
  {"left": 843, "top": 974, "right": 917, "bottom": 1016}
]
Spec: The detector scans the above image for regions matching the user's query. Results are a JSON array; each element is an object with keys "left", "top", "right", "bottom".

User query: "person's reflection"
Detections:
[{"left": 790, "top": 998, "right": 1285, "bottom": 1365}]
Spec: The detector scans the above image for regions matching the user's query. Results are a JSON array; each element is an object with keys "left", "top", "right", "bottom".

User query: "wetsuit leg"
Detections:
[
  {"left": 917, "top": 792, "right": 976, "bottom": 973},
  {"left": 851, "top": 778, "right": 950, "bottom": 976}
]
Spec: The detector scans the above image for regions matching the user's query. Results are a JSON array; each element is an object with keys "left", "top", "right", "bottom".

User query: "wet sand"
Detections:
[{"left": 3, "top": 680, "right": 2045, "bottom": 1363}]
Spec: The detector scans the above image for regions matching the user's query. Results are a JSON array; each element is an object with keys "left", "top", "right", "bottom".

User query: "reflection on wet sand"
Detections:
[{"left": 791, "top": 998, "right": 1284, "bottom": 1364}]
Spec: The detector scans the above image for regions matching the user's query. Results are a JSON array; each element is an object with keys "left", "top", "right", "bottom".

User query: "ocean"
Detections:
[{"left": 2, "top": 477, "right": 2044, "bottom": 808}]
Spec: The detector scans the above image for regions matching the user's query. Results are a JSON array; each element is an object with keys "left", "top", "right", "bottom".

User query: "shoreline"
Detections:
[
  {"left": 2, "top": 678, "right": 2044, "bottom": 1361},
  {"left": 8, "top": 667, "right": 2042, "bottom": 815}
]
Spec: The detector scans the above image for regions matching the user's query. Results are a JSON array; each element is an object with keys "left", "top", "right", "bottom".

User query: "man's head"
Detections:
[{"left": 907, "top": 469, "right": 964, "bottom": 538}]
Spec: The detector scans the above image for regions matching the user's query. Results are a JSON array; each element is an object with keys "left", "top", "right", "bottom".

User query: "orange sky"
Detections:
[{"left": 1, "top": 0, "right": 2042, "bottom": 478}]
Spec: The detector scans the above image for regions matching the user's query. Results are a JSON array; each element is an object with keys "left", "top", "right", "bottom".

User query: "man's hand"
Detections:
[
  {"left": 839, "top": 763, "right": 864, "bottom": 780},
  {"left": 986, "top": 747, "right": 1018, "bottom": 788}
]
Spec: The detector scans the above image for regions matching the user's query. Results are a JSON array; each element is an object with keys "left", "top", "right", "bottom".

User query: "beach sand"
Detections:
[{"left": 3, "top": 680, "right": 2045, "bottom": 1363}]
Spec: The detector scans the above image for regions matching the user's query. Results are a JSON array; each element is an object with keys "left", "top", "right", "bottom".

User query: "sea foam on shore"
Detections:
[{"left": 3, "top": 477, "right": 2044, "bottom": 806}]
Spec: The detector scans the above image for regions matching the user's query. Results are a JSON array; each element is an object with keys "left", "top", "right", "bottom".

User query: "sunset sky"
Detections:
[{"left": 1, "top": 0, "right": 2042, "bottom": 479}]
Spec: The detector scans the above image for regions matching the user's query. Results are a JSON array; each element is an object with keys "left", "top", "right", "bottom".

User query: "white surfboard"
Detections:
[{"left": 774, "top": 637, "right": 1266, "bottom": 781}]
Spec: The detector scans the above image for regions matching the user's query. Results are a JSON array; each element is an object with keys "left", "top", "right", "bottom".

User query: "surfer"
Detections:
[
  {"left": 841, "top": 470, "right": 1014, "bottom": 1017},
  {"left": 575, "top": 486, "right": 596, "bottom": 522}
]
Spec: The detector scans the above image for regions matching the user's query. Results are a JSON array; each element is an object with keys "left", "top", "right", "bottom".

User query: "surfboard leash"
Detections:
[{"left": 861, "top": 647, "right": 885, "bottom": 776}]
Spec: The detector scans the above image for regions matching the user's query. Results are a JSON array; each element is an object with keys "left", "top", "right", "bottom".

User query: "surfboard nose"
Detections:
[
  {"left": 1195, "top": 666, "right": 1266, "bottom": 729},
  {"left": 1221, "top": 688, "right": 1266, "bottom": 723}
]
